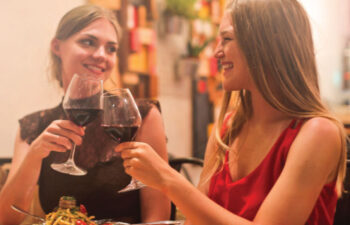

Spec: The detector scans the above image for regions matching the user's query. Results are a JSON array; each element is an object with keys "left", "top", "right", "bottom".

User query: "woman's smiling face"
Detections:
[
  {"left": 214, "top": 12, "right": 253, "bottom": 92},
  {"left": 51, "top": 18, "right": 119, "bottom": 91}
]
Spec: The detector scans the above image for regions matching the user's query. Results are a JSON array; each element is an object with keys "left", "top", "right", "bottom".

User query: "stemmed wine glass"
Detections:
[
  {"left": 101, "top": 88, "right": 145, "bottom": 192},
  {"left": 51, "top": 74, "right": 103, "bottom": 176}
]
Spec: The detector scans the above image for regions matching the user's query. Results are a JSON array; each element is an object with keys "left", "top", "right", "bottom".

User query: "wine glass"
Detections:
[
  {"left": 101, "top": 88, "right": 145, "bottom": 192},
  {"left": 51, "top": 74, "right": 103, "bottom": 176}
]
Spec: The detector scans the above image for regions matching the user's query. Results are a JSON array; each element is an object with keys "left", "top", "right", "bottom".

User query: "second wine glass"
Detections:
[
  {"left": 102, "top": 88, "right": 145, "bottom": 192},
  {"left": 51, "top": 74, "right": 103, "bottom": 176}
]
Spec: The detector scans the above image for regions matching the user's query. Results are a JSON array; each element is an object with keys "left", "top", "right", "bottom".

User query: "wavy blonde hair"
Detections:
[
  {"left": 199, "top": 0, "right": 347, "bottom": 196},
  {"left": 50, "top": 4, "right": 121, "bottom": 88}
]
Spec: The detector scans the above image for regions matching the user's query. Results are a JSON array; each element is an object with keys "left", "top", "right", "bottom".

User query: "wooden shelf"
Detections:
[{"left": 90, "top": 0, "right": 158, "bottom": 99}]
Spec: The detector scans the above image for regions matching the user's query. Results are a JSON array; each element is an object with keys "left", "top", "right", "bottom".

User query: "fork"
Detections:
[{"left": 11, "top": 205, "right": 45, "bottom": 222}]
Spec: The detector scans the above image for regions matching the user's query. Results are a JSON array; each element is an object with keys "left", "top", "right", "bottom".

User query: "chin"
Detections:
[
  {"left": 85, "top": 72, "right": 107, "bottom": 80},
  {"left": 222, "top": 82, "right": 237, "bottom": 92}
]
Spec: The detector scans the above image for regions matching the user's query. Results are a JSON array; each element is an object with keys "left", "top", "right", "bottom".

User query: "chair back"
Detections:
[
  {"left": 168, "top": 157, "right": 204, "bottom": 220},
  {"left": 0, "top": 158, "right": 11, "bottom": 191}
]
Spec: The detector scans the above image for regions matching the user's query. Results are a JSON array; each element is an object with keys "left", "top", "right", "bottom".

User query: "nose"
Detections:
[
  {"left": 214, "top": 41, "right": 224, "bottom": 59},
  {"left": 92, "top": 46, "right": 107, "bottom": 61}
]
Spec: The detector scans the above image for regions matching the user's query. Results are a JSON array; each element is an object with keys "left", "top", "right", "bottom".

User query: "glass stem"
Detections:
[{"left": 67, "top": 144, "right": 76, "bottom": 164}]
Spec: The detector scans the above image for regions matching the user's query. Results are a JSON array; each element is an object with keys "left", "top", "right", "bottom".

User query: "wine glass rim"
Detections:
[
  {"left": 103, "top": 88, "right": 132, "bottom": 96},
  {"left": 73, "top": 73, "right": 103, "bottom": 81}
]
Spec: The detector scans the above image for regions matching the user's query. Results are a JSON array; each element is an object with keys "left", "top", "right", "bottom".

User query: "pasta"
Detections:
[{"left": 45, "top": 196, "right": 97, "bottom": 225}]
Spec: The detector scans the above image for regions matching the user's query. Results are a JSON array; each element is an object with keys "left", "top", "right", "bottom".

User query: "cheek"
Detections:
[
  {"left": 60, "top": 47, "right": 85, "bottom": 66},
  {"left": 222, "top": 66, "right": 252, "bottom": 91},
  {"left": 107, "top": 55, "right": 117, "bottom": 69}
]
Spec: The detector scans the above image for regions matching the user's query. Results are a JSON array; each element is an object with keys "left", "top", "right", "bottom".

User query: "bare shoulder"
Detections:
[
  {"left": 138, "top": 105, "right": 163, "bottom": 133},
  {"left": 302, "top": 117, "right": 339, "bottom": 133},
  {"left": 138, "top": 105, "right": 164, "bottom": 138},
  {"left": 288, "top": 117, "right": 342, "bottom": 181},
  {"left": 299, "top": 117, "right": 341, "bottom": 147},
  {"left": 142, "top": 105, "right": 162, "bottom": 123},
  {"left": 136, "top": 105, "right": 167, "bottom": 158}
]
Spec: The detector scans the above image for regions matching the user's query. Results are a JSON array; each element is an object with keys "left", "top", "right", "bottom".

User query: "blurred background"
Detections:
[{"left": 0, "top": 0, "right": 349, "bottom": 159}]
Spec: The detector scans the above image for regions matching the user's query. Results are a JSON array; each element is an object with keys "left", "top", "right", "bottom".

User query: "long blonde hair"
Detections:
[
  {"left": 50, "top": 4, "right": 121, "bottom": 88},
  {"left": 200, "top": 0, "right": 347, "bottom": 196}
]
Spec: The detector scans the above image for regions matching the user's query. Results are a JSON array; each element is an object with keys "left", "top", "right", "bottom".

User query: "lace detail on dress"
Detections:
[{"left": 19, "top": 105, "right": 65, "bottom": 144}]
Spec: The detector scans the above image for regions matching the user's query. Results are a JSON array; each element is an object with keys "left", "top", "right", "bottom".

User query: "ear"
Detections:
[{"left": 50, "top": 38, "right": 61, "bottom": 56}]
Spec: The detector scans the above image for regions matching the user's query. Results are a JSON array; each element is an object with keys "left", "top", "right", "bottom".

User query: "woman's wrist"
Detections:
[
  {"left": 161, "top": 167, "right": 190, "bottom": 196},
  {"left": 26, "top": 145, "right": 46, "bottom": 163}
]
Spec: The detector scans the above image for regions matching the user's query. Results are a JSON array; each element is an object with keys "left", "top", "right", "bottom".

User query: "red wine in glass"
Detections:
[
  {"left": 102, "top": 125, "right": 139, "bottom": 144},
  {"left": 51, "top": 74, "right": 103, "bottom": 176},
  {"left": 102, "top": 88, "right": 145, "bottom": 192},
  {"left": 65, "top": 108, "right": 103, "bottom": 126}
]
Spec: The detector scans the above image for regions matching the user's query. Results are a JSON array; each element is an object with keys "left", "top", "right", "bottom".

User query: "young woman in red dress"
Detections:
[{"left": 115, "top": 0, "right": 347, "bottom": 225}]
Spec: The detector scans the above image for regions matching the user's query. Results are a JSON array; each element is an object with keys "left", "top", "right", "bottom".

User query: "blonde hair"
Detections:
[
  {"left": 50, "top": 4, "right": 121, "bottom": 88},
  {"left": 200, "top": 0, "right": 347, "bottom": 196}
]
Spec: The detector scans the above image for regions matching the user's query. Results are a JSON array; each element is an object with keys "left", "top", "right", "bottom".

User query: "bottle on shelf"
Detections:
[{"left": 343, "top": 39, "right": 350, "bottom": 89}]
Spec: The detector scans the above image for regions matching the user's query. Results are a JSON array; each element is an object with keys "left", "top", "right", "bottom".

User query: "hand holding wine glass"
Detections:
[
  {"left": 51, "top": 74, "right": 103, "bottom": 176},
  {"left": 102, "top": 88, "right": 145, "bottom": 192}
]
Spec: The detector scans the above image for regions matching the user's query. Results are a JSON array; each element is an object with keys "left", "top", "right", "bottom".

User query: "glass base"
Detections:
[
  {"left": 118, "top": 179, "right": 146, "bottom": 193},
  {"left": 51, "top": 161, "right": 87, "bottom": 176}
]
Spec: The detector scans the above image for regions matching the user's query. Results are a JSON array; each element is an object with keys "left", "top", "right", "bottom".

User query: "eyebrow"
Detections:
[
  {"left": 220, "top": 30, "right": 234, "bottom": 36},
  {"left": 82, "top": 34, "right": 118, "bottom": 46}
]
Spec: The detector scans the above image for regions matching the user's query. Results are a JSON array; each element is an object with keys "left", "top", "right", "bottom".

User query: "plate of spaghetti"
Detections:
[{"left": 44, "top": 196, "right": 97, "bottom": 225}]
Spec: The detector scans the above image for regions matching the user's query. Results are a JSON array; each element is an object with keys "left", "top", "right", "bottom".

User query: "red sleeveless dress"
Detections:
[{"left": 208, "top": 119, "right": 338, "bottom": 225}]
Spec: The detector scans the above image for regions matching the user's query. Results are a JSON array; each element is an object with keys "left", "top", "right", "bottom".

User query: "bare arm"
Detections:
[
  {"left": 183, "top": 125, "right": 218, "bottom": 225},
  {"left": 135, "top": 107, "right": 171, "bottom": 222},
  {"left": 0, "top": 129, "right": 42, "bottom": 225},
  {"left": 0, "top": 120, "right": 84, "bottom": 225},
  {"left": 117, "top": 117, "right": 342, "bottom": 225}
]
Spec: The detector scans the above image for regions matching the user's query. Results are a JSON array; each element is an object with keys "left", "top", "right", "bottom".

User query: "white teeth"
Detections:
[
  {"left": 223, "top": 64, "right": 233, "bottom": 70},
  {"left": 86, "top": 65, "right": 104, "bottom": 72}
]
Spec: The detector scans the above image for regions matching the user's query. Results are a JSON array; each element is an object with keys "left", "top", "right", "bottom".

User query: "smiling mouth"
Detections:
[
  {"left": 222, "top": 63, "right": 233, "bottom": 70},
  {"left": 85, "top": 64, "right": 105, "bottom": 73}
]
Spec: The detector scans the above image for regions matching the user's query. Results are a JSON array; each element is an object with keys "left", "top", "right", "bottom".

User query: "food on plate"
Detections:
[{"left": 45, "top": 196, "right": 97, "bottom": 225}]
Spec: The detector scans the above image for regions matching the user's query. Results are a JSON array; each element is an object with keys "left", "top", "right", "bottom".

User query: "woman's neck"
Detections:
[{"left": 248, "top": 89, "right": 291, "bottom": 126}]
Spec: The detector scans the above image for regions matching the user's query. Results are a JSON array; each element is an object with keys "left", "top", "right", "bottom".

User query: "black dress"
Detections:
[{"left": 19, "top": 99, "right": 161, "bottom": 223}]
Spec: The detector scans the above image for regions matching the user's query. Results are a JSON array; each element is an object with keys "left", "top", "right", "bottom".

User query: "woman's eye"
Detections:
[
  {"left": 107, "top": 46, "right": 117, "bottom": 54},
  {"left": 80, "top": 39, "right": 94, "bottom": 46}
]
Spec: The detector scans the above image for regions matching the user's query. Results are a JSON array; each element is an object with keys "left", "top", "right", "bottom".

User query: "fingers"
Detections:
[
  {"left": 41, "top": 140, "right": 70, "bottom": 152},
  {"left": 30, "top": 120, "right": 87, "bottom": 159},
  {"left": 46, "top": 120, "right": 84, "bottom": 146},
  {"left": 122, "top": 155, "right": 144, "bottom": 179},
  {"left": 123, "top": 157, "right": 139, "bottom": 169},
  {"left": 33, "top": 120, "right": 85, "bottom": 155},
  {"left": 116, "top": 142, "right": 150, "bottom": 161},
  {"left": 115, "top": 142, "right": 140, "bottom": 153},
  {"left": 45, "top": 131, "right": 75, "bottom": 149},
  {"left": 114, "top": 142, "right": 145, "bottom": 171},
  {"left": 56, "top": 120, "right": 85, "bottom": 136},
  {"left": 124, "top": 165, "right": 135, "bottom": 176}
]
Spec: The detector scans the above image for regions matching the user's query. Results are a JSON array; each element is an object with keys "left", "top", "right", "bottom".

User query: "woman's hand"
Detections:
[
  {"left": 115, "top": 142, "right": 175, "bottom": 192},
  {"left": 29, "top": 120, "right": 84, "bottom": 160}
]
